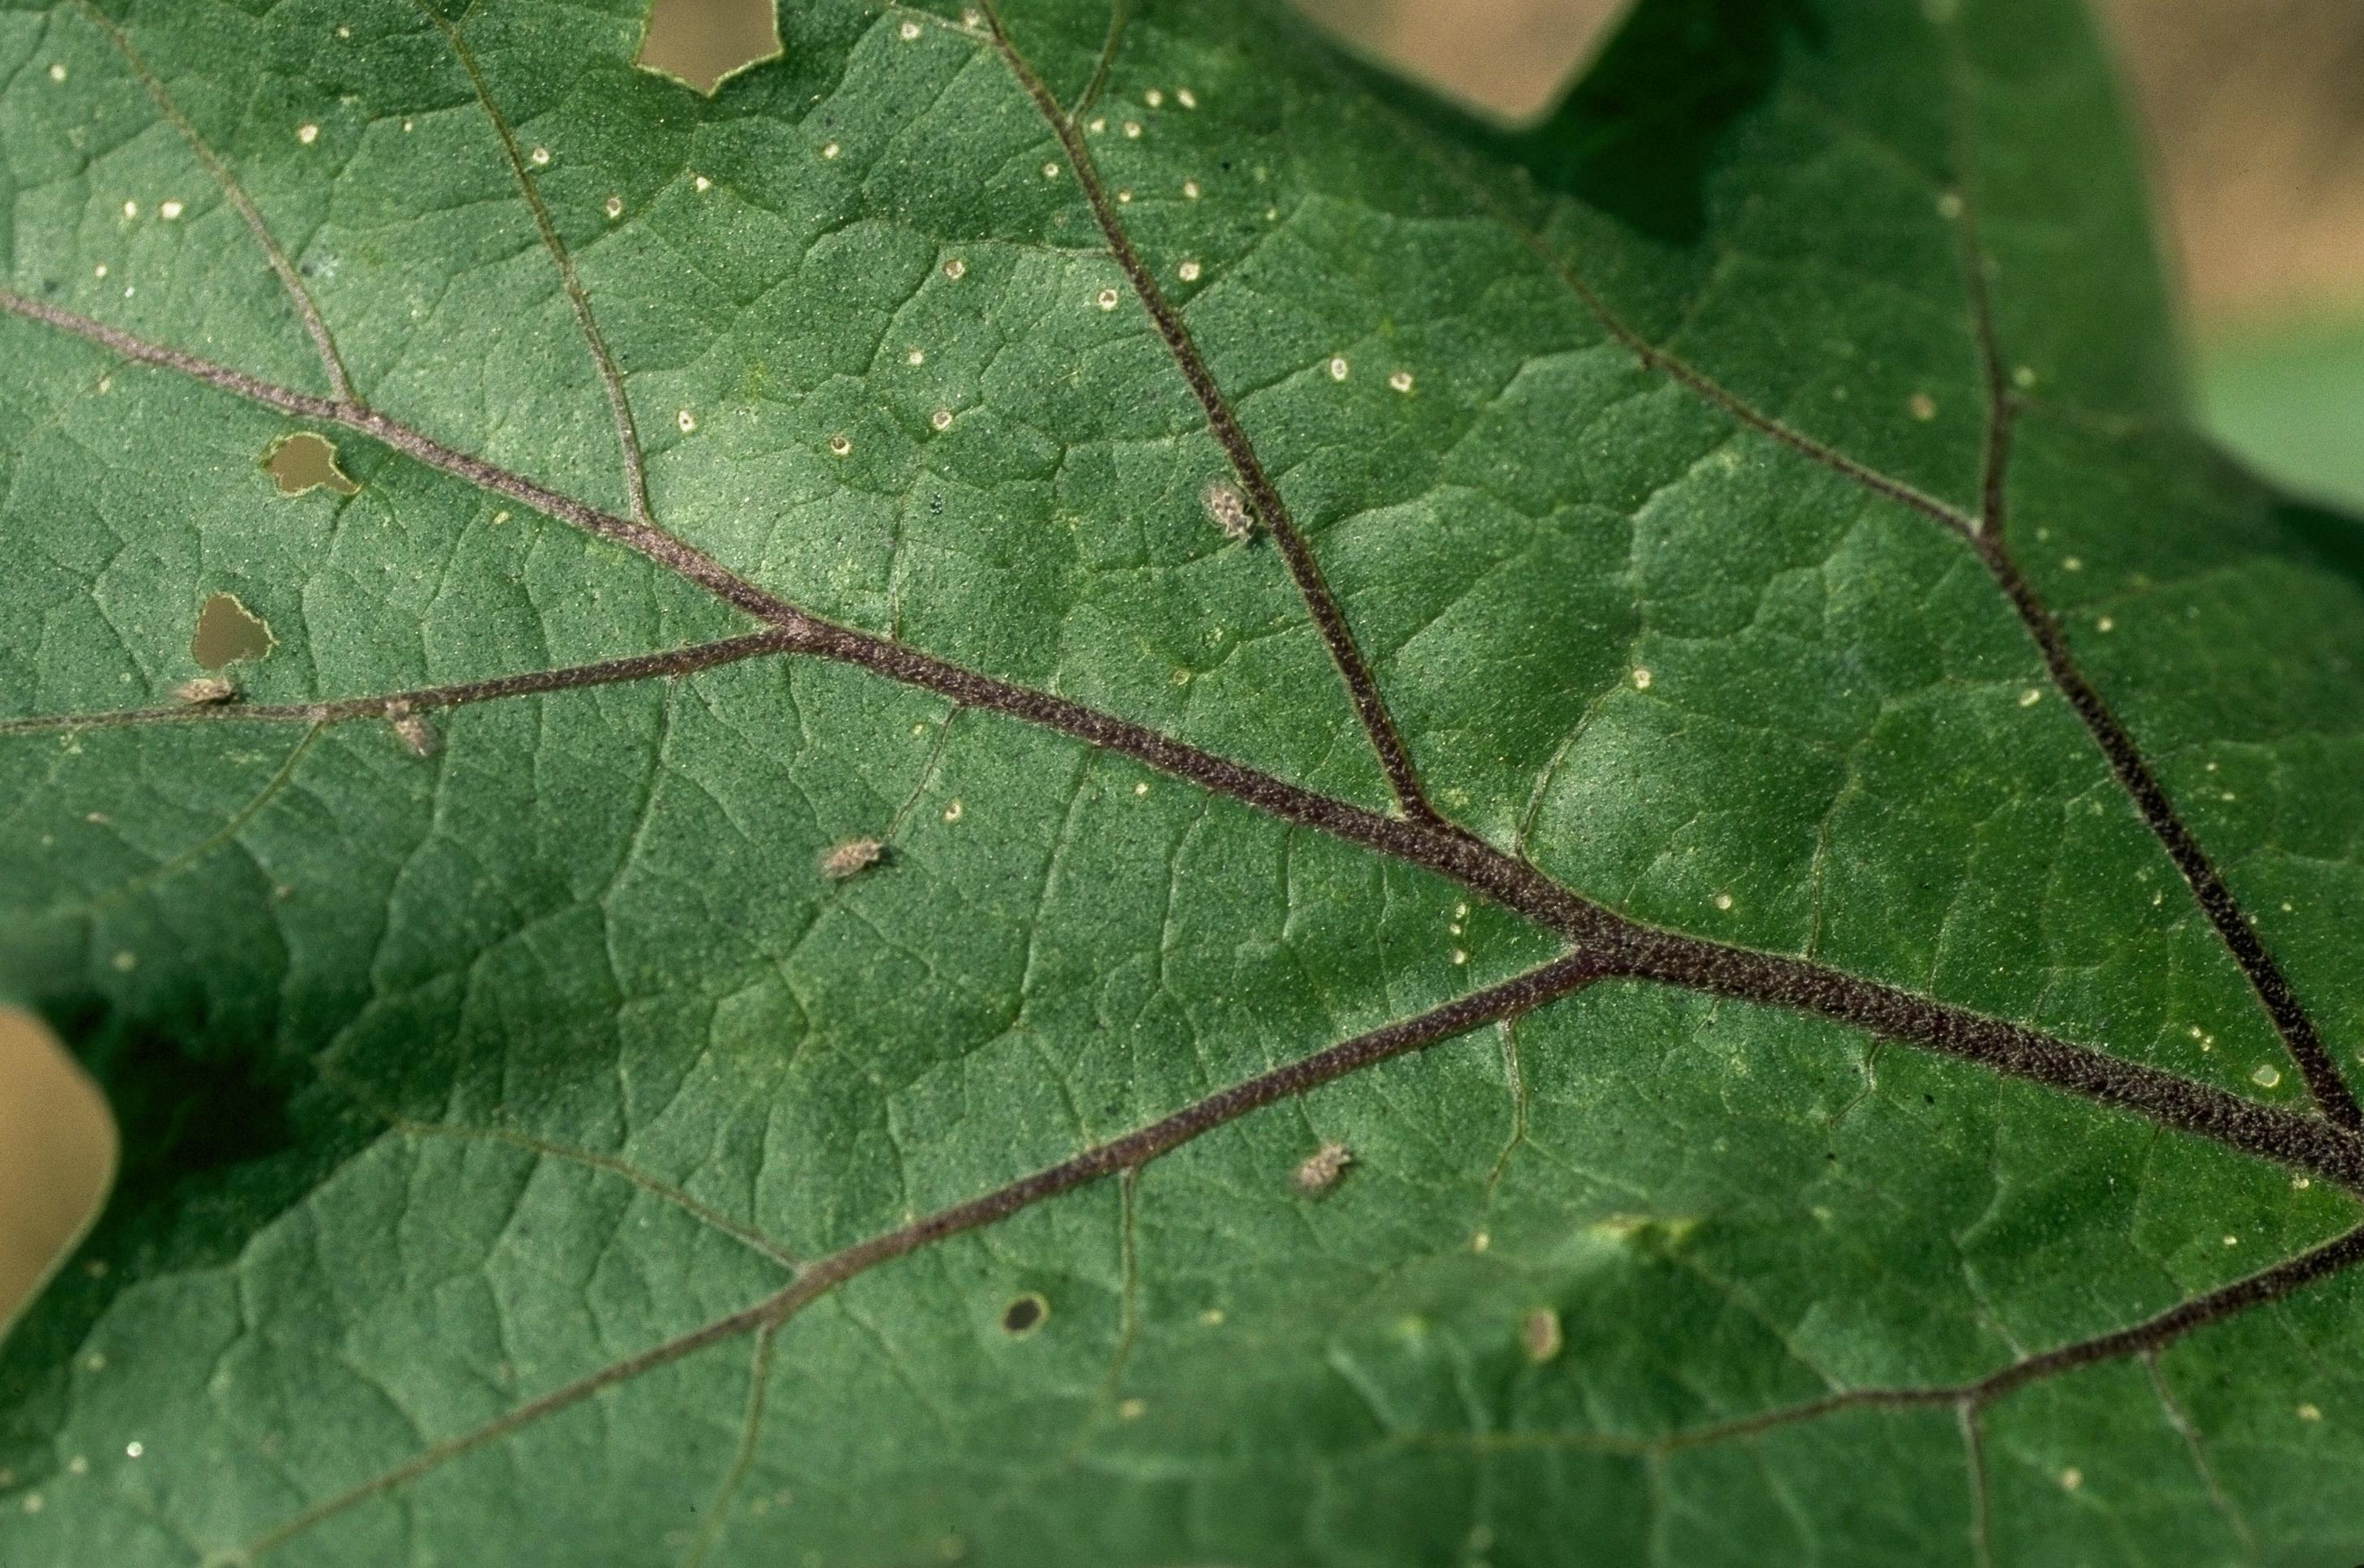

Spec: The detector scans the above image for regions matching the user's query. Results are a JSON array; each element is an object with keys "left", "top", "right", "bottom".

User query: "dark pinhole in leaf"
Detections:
[
  {"left": 999, "top": 1292, "right": 1047, "bottom": 1335},
  {"left": 190, "top": 594, "right": 274, "bottom": 671},
  {"left": 261, "top": 432, "right": 358, "bottom": 498},
  {"left": 635, "top": 0, "right": 781, "bottom": 94}
]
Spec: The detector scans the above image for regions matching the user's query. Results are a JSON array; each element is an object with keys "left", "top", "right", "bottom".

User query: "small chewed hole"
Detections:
[
  {"left": 262, "top": 432, "right": 358, "bottom": 497},
  {"left": 635, "top": 0, "right": 782, "bottom": 93},
  {"left": 191, "top": 593, "right": 274, "bottom": 670},
  {"left": 1000, "top": 1292, "right": 1047, "bottom": 1335}
]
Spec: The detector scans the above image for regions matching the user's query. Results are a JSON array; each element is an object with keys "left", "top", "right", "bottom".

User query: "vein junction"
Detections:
[{"left": 1, "top": 1, "right": 2358, "bottom": 1551}]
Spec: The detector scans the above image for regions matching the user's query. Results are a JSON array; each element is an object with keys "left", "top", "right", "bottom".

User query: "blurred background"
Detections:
[{"left": 6, "top": 0, "right": 2362, "bottom": 1322}]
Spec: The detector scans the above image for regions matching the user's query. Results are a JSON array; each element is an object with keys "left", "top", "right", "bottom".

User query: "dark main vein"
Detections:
[
  {"left": 0, "top": 290, "right": 795, "bottom": 629},
  {"left": 1945, "top": 175, "right": 2363, "bottom": 1130},
  {"left": 1635, "top": 1220, "right": 2364, "bottom": 1453},
  {"left": 1400, "top": 79, "right": 2362, "bottom": 1133},
  {"left": 241, "top": 955, "right": 1614, "bottom": 1557},
  {"left": 417, "top": 3, "right": 657, "bottom": 527},
  {"left": 976, "top": 2, "right": 1449, "bottom": 830},
  {"left": 0, "top": 632, "right": 800, "bottom": 736},
  {"left": 67, "top": 0, "right": 353, "bottom": 402},
  {"left": 5, "top": 284, "right": 2362, "bottom": 1196}
]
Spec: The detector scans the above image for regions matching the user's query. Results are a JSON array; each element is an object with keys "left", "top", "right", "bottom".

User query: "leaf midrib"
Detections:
[{"left": 6, "top": 0, "right": 2362, "bottom": 1553}]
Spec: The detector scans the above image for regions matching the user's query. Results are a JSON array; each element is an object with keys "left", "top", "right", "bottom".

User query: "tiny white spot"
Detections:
[
  {"left": 676, "top": 409, "right": 696, "bottom": 433},
  {"left": 1182, "top": 179, "right": 1200, "bottom": 199},
  {"left": 930, "top": 408, "right": 952, "bottom": 431},
  {"left": 603, "top": 194, "right": 622, "bottom": 220},
  {"left": 1327, "top": 356, "right": 1349, "bottom": 381},
  {"left": 124, "top": 1442, "right": 143, "bottom": 1459},
  {"left": 1118, "top": 1397, "right": 1146, "bottom": 1420},
  {"left": 160, "top": 199, "right": 184, "bottom": 220},
  {"left": 2252, "top": 1064, "right": 2281, "bottom": 1088},
  {"left": 1936, "top": 191, "right": 1964, "bottom": 219},
  {"left": 1043, "top": 161, "right": 1061, "bottom": 179},
  {"left": 1088, "top": 117, "right": 1106, "bottom": 134},
  {"left": 2063, "top": 556, "right": 2084, "bottom": 572},
  {"left": 2013, "top": 365, "right": 2037, "bottom": 388},
  {"left": 2294, "top": 1174, "right": 2312, "bottom": 1190},
  {"left": 297, "top": 123, "right": 319, "bottom": 146},
  {"left": 20, "top": 1495, "right": 42, "bottom": 1515},
  {"left": 1388, "top": 370, "right": 1413, "bottom": 393},
  {"left": 1144, "top": 88, "right": 1165, "bottom": 108},
  {"left": 1713, "top": 893, "right": 1733, "bottom": 911},
  {"left": 1456, "top": 903, "right": 1468, "bottom": 918},
  {"left": 528, "top": 145, "right": 549, "bottom": 165},
  {"left": 92, "top": 263, "right": 107, "bottom": 278},
  {"left": 1199, "top": 1308, "right": 1224, "bottom": 1327},
  {"left": 899, "top": 19, "right": 921, "bottom": 39},
  {"left": 83, "top": 1353, "right": 105, "bottom": 1373},
  {"left": 1133, "top": 782, "right": 1149, "bottom": 797},
  {"left": 2058, "top": 1467, "right": 2081, "bottom": 1493},
  {"left": 403, "top": 118, "right": 414, "bottom": 133},
  {"left": 1908, "top": 391, "right": 1937, "bottom": 421},
  {"left": 2018, "top": 688, "right": 2041, "bottom": 707},
  {"left": 943, "top": 798, "right": 964, "bottom": 822},
  {"left": 828, "top": 434, "right": 852, "bottom": 456},
  {"left": 1116, "top": 189, "right": 1133, "bottom": 203},
  {"left": 1451, "top": 949, "right": 1468, "bottom": 965},
  {"left": 2095, "top": 615, "right": 2114, "bottom": 632},
  {"left": 1470, "top": 1230, "right": 1490, "bottom": 1253},
  {"left": 2299, "top": 1403, "right": 2323, "bottom": 1421},
  {"left": 943, "top": 258, "right": 966, "bottom": 280},
  {"left": 906, "top": 347, "right": 926, "bottom": 365},
  {"left": 122, "top": 199, "right": 139, "bottom": 219},
  {"left": 2225, "top": 1233, "right": 2242, "bottom": 1246},
  {"left": 1176, "top": 88, "right": 1198, "bottom": 109},
  {"left": 1122, "top": 121, "right": 1141, "bottom": 139},
  {"left": 963, "top": 6, "right": 983, "bottom": 23},
  {"left": 1631, "top": 667, "right": 1652, "bottom": 690},
  {"left": 1097, "top": 287, "right": 1121, "bottom": 310},
  {"left": 822, "top": 141, "right": 840, "bottom": 160},
  {"left": 694, "top": 174, "right": 712, "bottom": 192},
  {"left": 110, "top": 951, "right": 135, "bottom": 972},
  {"left": 49, "top": 62, "right": 66, "bottom": 82},
  {"left": 1177, "top": 259, "right": 1201, "bottom": 282}
]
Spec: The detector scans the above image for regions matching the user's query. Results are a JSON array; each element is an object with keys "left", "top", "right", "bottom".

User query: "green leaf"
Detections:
[
  {"left": 5, "top": 0, "right": 2364, "bottom": 1562},
  {"left": 2199, "top": 311, "right": 2364, "bottom": 512}
]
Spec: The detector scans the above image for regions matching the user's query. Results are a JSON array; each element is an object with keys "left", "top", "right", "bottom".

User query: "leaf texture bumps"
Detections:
[{"left": 4, "top": 1, "right": 2364, "bottom": 1564}]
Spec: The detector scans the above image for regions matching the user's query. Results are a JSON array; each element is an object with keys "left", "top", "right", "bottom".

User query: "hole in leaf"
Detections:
[
  {"left": 261, "top": 432, "right": 359, "bottom": 498},
  {"left": 999, "top": 1292, "right": 1047, "bottom": 1335},
  {"left": 0, "top": 1009, "right": 117, "bottom": 1328},
  {"left": 190, "top": 594, "right": 274, "bottom": 671},
  {"left": 635, "top": 0, "right": 781, "bottom": 94}
]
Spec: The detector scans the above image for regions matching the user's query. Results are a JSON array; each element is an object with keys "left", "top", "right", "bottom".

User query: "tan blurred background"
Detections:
[{"left": 6, "top": 0, "right": 2362, "bottom": 1322}]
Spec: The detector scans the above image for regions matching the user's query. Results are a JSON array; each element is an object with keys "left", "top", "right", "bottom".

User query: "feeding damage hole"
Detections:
[
  {"left": 190, "top": 593, "right": 274, "bottom": 670},
  {"left": 261, "top": 432, "right": 358, "bottom": 498},
  {"left": 635, "top": 0, "right": 781, "bottom": 94},
  {"left": 999, "top": 1292, "right": 1048, "bottom": 1336}
]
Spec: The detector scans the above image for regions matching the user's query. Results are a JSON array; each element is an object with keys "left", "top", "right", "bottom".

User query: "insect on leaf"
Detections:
[{"left": 3, "top": 1, "right": 2364, "bottom": 1563}]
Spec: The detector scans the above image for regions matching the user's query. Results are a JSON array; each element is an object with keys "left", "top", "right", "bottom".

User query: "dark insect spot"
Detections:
[
  {"left": 191, "top": 593, "right": 274, "bottom": 670},
  {"left": 262, "top": 432, "right": 359, "bottom": 498},
  {"left": 1000, "top": 1292, "right": 1047, "bottom": 1335},
  {"left": 635, "top": 0, "right": 781, "bottom": 94}
]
